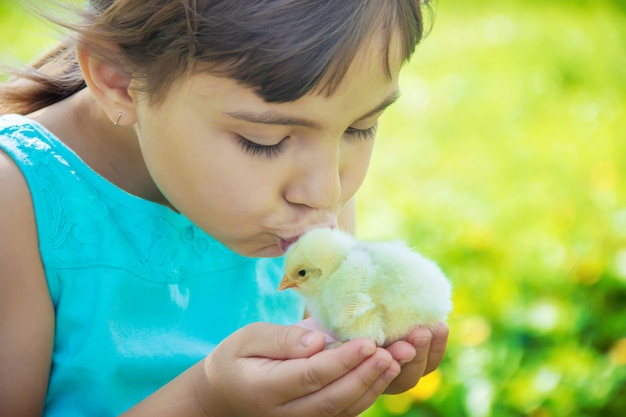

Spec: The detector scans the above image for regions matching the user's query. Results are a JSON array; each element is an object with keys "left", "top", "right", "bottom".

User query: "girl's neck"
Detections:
[{"left": 28, "top": 89, "right": 171, "bottom": 208}]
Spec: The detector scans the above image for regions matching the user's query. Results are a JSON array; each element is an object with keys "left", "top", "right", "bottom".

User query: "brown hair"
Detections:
[{"left": 0, "top": 0, "right": 433, "bottom": 115}]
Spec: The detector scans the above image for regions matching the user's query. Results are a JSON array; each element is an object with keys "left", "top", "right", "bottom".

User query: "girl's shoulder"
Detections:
[
  {"left": 0, "top": 116, "right": 45, "bottom": 269},
  {"left": 0, "top": 132, "right": 43, "bottom": 271},
  {"left": 0, "top": 115, "right": 50, "bottom": 297}
]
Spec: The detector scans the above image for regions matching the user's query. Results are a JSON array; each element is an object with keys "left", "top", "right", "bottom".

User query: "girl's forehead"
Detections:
[
  {"left": 183, "top": 26, "right": 403, "bottom": 98},
  {"left": 339, "top": 30, "right": 406, "bottom": 84},
  {"left": 176, "top": 56, "right": 400, "bottom": 131}
]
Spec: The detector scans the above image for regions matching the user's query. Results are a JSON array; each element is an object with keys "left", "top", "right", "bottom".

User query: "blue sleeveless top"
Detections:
[{"left": 0, "top": 114, "right": 304, "bottom": 417}]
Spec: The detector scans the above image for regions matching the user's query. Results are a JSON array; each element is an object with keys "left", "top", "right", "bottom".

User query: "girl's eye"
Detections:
[
  {"left": 236, "top": 135, "right": 288, "bottom": 159},
  {"left": 344, "top": 122, "right": 378, "bottom": 141}
]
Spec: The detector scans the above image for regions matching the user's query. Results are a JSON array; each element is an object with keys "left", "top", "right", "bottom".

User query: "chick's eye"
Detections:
[{"left": 297, "top": 269, "right": 307, "bottom": 277}]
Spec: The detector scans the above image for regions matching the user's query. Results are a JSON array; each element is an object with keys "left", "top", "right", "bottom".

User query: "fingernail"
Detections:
[
  {"left": 432, "top": 322, "right": 449, "bottom": 334},
  {"left": 409, "top": 328, "right": 432, "bottom": 347},
  {"left": 399, "top": 353, "right": 416, "bottom": 366},
  {"left": 301, "top": 332, "right": 320, "bottom": 347},
  {"left": 382, "top": 366, "right": 400, "bottom": 382},
  {"left": 413, "top": 336, "right": 430, "bottom": 348},
  {"left": 360, "top": 343, "right": 376, "bottom": 357}
]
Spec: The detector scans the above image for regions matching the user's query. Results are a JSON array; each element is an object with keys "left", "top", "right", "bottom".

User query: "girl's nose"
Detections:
[{"left": 284, "top": 142, "right": 342, "bottom": 210}]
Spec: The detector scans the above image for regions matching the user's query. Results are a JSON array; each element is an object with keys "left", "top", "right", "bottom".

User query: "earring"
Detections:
[{"left": 114, "top": 112, "right": 123, "bottom": 127}]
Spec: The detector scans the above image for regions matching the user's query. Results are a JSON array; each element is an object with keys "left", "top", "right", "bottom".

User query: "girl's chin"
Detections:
[{"left": 235, "top": 243, "right": 285, "bottom": 259}]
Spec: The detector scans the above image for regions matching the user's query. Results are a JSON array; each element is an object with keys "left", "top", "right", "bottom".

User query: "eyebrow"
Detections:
[{"left": 223, "top": 90, "right": 401, "bottom": 128}]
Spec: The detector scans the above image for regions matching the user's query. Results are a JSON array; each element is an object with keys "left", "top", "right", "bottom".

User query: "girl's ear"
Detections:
[{"left": 76, "top": 44, "right": 137, "bottom": 126}]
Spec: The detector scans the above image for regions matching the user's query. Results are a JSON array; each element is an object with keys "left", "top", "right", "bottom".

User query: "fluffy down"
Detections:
[{"left": 279, "top": 228, "right": 452, "bottom": 346}]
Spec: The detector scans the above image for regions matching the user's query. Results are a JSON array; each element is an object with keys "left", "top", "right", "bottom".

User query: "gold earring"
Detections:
[{"left": 114, "top": 112, "right": 123, "bottom": 127}]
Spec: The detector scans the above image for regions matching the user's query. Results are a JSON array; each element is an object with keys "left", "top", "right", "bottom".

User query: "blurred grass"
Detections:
[
  {"left": 359, "top": 1, "right": 626, "bottom": 416},
  {"left": 0, "top": 1, "right": 58, "bottom": 66},
  {"left": 2, "top": 0, "right": 626, "bottom": 416}
]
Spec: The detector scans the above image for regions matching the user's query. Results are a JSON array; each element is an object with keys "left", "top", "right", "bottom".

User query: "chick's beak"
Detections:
[{"left": 278, "top": 275, "right": 299, "bottom": 291}]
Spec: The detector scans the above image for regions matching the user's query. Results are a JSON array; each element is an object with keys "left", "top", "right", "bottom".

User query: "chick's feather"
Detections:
[{"left": 279, "top": 228, "right": 452, "bottom": 346}]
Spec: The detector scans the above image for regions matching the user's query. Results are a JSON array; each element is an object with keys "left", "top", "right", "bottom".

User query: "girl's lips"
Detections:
[
  {"left": 278, "top": 224, "right": 337, "bottom": 254},
  {"left": 279, "top": 236, "right": 301, "bottom": 253}
]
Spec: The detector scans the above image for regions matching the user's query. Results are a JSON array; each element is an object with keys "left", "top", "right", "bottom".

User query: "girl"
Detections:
[{"left": 0, "top": 0, "right": 449, "bottom": 416}]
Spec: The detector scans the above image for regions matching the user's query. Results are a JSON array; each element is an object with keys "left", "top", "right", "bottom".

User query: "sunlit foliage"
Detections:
[{"left": 359, "top": 1, "right": 626, "bottom": 416}]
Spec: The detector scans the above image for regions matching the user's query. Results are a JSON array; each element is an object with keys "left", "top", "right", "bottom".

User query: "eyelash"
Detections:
[
  {"left": 236, "top": 135, "right": 287, "bottom": 159},
  {"left": 345, "top": 123, "right": 378, "bottom": 141},
  {"left": 236, "top": 123, "right": 378, "bottom": 159}
]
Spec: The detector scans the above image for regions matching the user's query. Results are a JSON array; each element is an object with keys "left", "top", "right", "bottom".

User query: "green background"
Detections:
[{"left": 2, "top": 0, "right": 625, "bottom": 416}]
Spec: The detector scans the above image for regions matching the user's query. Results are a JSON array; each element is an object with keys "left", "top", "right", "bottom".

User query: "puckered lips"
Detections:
[
  {"left": 279, "top": 236, "right": 301, "bottom": 254},
  {"left": 278, "top": 223, "right": 337, "bottom": 254}
]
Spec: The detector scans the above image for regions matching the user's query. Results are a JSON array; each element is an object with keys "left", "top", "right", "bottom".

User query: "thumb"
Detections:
[
  {"left": 232, "top": 322, "right": 326, "bottom": 360},
  {"left": 293, "top": 317, "right": 338, "bottom": 345}
]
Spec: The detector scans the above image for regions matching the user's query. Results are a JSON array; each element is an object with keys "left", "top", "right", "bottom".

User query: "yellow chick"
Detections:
[{"left": 279, "top": 228, "right": 452, "bottom": 346}]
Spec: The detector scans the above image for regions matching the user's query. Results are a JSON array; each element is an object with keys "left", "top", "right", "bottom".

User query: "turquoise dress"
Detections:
[{"left": 0, "top": 114, "right": 304, "bottom": 417}]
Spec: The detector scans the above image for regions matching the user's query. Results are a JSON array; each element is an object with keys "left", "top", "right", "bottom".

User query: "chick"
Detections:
[{"left": 279, "top": 228, "right": 452, "bottom": 346}]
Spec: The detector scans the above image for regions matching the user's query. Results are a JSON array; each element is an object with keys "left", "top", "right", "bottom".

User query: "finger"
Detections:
[
  {"left": 384, "top": 339, "right": 416, "bottom": 365},
  {"left": 280, "top": 348, "right": 399, "bottom": 417},
  {"left": 232, "top": 322, "right": 326, "bottom": 360},
  {"left": 407, "top": 326, "right": 434, "bottom": 370},
  {"left": 422, "top": 322, "right": 449, "bottom": 375},
  {"left": 266, "top": 338, "right": 378, "bottom": 398},
  {"left": 340, "top": 357, "right": 401, "bottom": 417},
  {"left": 384, "top": 327, "right": 432, "bottom": 394}
]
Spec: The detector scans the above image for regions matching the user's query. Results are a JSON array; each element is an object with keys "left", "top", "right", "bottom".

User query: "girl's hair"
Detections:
[{"left": 0, "top": 0, "right": 433, "bottom": 115}]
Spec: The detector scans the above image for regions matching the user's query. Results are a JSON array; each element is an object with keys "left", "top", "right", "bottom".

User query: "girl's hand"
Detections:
[
  {"left": 200, "top": 322, "right": 401, "bottom": 417},
  {"left": 292, "top": 318, "right": 450, "bottom": 395},
  {"left": 383, "top": 322, "right": 450, "bottom": 394}
]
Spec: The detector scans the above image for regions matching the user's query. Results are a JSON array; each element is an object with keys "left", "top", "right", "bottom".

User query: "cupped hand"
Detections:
[
  {"left": 293, "top": 318, "right": 450, "bottom": 395},
  {"left": 200, "top": 322, "right": 401, "bottom": 417}
]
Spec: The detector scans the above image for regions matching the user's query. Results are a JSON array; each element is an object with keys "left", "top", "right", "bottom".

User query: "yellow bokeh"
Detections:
[
  {"left": 456, "top": 316, "right": 492, "bottom": 347},
  {"left": 381, "top": 394, "right": 412, "bottom": 416},
  {"left": 409, "top": 368, "right": 443, "bottom": 401},
  {"left": 609, "top": 338, "right": 626, "bottom": 366},
  {"left": 380, "top": 369, "right": 443, "bottom": 415}
]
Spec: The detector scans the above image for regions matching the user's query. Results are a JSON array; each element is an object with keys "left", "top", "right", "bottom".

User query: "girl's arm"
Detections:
[
  {"left": 122, "top": 324, "right": 398, "bottom": 417},
  {"left": 0, "top": 150, "right": 55, "bottom": 417}
]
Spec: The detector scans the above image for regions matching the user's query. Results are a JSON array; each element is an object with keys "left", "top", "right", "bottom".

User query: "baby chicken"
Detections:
[{"left": 279, "top": 228, "right": 452, "bottom": 346}]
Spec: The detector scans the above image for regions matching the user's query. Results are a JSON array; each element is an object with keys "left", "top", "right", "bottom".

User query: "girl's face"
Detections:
[{"left": 132, "top": 40, "right": 402, "bottom": 257}]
